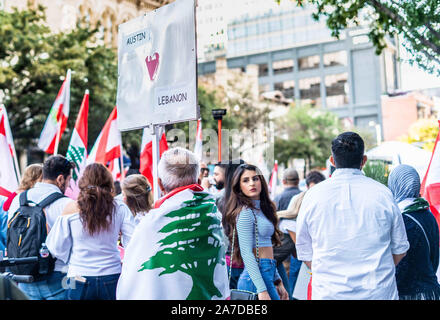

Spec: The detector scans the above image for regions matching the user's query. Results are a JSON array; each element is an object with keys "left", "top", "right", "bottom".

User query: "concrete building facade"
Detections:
[
  {"left": 198, "top": 5, "right": 401, "bottom": 140},
  {"left": 1, "top": 0, "right": 173, "bottom": 48},
  {"left": 381, "top": 92, "right": 437, "bottom": 142}
]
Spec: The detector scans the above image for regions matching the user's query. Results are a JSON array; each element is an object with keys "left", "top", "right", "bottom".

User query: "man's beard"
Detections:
[{"left": 214, "top": 180, "right": 224, "bottom": 190}]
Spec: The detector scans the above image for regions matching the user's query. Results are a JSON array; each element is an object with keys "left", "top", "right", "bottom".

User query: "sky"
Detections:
[{"left": 399, "top": 46, "right": 440, "bottom": 91}]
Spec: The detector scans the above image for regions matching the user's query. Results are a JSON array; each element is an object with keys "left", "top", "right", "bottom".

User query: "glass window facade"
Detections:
[
  {"left": 274, "top": 80, "right": 295, "bottom": 99},
  {"left": 298, "top": 55, "right": 320, "bottom": 71},
  {"left": 323, "top": 51, "right": 347, "bottom": 68},
  {"left": 273, "top": 59, "right": 294, "bottom": 75},
  {"left": 325, "top": 73, "right": 349, "bottom": 108},
  {"left": 299, "top": 77, "right": 321, "bottom": 107},
  {"left": 258, "top": 63, "right": 269, "bottom": 77}
]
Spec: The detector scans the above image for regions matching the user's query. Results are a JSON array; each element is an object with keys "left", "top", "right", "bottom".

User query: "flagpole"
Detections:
[
  {"left": 54, "top": 119, "right": 62, "bottom": 155},
  {"left": 11, "top": 145, "right": 21, "bottom": 181},
  {"left": 151, "top": 125, "right": 161, "bottom": 201},
  {"left": 120, "top": 143, "right": 125, "bottom": 181},
  {"left": 1, "top": 105, "right": 21, "bottom": 181}
]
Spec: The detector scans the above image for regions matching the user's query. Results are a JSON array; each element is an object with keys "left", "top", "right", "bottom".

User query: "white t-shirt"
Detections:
[
  {"left": 279, "top": 219, "right": 296, "bottom": 234},
  {"left": 286, "top": 192, "right": 302, "bottom": 211},
  {"left": 46, "top": 199, "right": 136, "bottom": 277},
  {"left": 296, "top": 168, "right": 409, "bottom": 300},
  {"left": 8, "top": 182, "right": 72, "bottom": 272}
]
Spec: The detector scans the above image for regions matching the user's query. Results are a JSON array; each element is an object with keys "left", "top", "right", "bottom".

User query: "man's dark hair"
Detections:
[
  {"left": 306, "top": 171, "right": 326, "bottom": 187},
  {"left": 42, "top": 155, "right": 74, "bottom": 181},
  {"left": 217, "top": 159, "right": 245, "bottom": 215},
  {"left": 114, "top": 180, "right": 122, "bottom": 195},
  {"left": 331, "top": 132, "right": 365, "bottom": 169}
]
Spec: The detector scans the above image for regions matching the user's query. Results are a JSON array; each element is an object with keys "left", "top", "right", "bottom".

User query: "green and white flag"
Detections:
[
  {"left": 116, "top": 185, "right": 230, "bottom": 300},
  {"left": 66, "top": 90, "right": 89, "bottom": 182}
]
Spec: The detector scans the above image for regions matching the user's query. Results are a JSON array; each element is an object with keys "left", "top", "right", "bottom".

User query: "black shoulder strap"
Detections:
[
  {"left": 19, "top": 190, "right": 29, "bottom": 207},
  {"left": 37, "top": 192, "right": 66, "bottom": 209}
]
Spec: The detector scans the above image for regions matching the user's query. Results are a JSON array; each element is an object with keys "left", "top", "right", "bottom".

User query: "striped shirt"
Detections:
[{"left": 236, "top": 200, "right": 277, "bottom": 293}]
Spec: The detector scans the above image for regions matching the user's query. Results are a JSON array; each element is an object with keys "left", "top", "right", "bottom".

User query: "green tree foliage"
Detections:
[
  {"left": 274, "top": 105, "right": 343, "bottom": 170},
  {"left": 171, "top": 76, "right": 271, "bottom": 155},
  {"left": 399, "top": 118, "right": 438, "bottom": 152},
  {"left": 0, "top": 5, "right": 118, "bottom": 153},
  {"left": 279, "top": 0, "right": 440, "bottom": 75},
  {"left": 363, "top": 160, "right": 390, "bottom": 186}
]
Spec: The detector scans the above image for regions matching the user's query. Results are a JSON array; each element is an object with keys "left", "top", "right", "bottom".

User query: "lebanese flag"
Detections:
[
  {"left": 65, "top": 90, "right": 89, "bottom": 200},
  {"left": 268, "top": 160, "right": 278, "bottom": 199},
  {"left": 0, "top": 106, "right": 19, "bottom": 174},
  {"left": 140, "top": 127, "right": 168, "bottom": 186},
  {"left": 116, "top": 186, "right": 230, "bottom": 300},
  {"left": 421, "top": 118, "right": 440, "bottom": 233},
  {"left": 0, "top": 108, "right": 19, "bottom": 197},
  {"left": 87, "top": 106, "right": 122, "bottom": 166},
  {"left": 108, "top": 157, "right": 128, "bottom": 182},
  {"left": 66, "top": 90, "right": 89, "bottom": 181},
  {"left": 38, "top": 69, "right": 71, "bottom": 154},
  {"left": 194, "top": 119, "right": 202, "bottom": 161}
]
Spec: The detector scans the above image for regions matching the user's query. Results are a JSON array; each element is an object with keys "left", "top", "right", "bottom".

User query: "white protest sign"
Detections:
[{"left": 116, "top": 0, "right": 197, "bottom": 131}]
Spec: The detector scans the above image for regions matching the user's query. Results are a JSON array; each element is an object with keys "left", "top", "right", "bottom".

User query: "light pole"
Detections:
[{"left": 212, "top": 109, "right": 227, "bottom": 162}]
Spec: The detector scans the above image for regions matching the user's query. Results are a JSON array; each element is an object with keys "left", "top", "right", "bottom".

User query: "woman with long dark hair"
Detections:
[
  {"left": 225, "top": 164, "right": 288, "bottom": 300},
  {"left": 46, "top": 163, "right": 135, "bottom": 300}
]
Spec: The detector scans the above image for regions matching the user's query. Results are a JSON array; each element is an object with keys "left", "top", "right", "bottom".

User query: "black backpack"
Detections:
[{"left": 6, "top": 191, "right": 66, "bottom": 280}]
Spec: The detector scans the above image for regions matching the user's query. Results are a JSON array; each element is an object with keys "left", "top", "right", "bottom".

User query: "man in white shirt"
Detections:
[
  {"left": 296, "top": 132, "right": 409, "bottom": 300},
  {"left": 8, "top": 155, "right": 74, "bottom": 300}
]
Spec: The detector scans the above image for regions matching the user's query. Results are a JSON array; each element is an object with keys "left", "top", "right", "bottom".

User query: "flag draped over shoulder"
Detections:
[
  {"left": 87, "top": 106, "right": 121, "bottom": 166},
  {"left": 38, "top": 69, "right": 71, "bottom": 154},
  {"left": 421, "top": 118, "right": 440, "bottom": 233},
  {"left": 140, "top": 127, "right": 168, "bottom": 186},
  {"left": 116, "top": 185, "right": 230, "bottom": 300},
  {"left": 0, "top": 107, "right": 18, "bottom": 197}
]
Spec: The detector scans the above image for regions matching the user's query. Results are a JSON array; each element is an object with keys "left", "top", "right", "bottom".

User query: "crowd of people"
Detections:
[{"left": 0, "top": 131, "right": 439, "bottom": 300}]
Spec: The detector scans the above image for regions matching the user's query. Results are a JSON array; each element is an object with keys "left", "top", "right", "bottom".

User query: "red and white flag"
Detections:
[
  {"left": 194, "top": 119, "right": 202, "bottom": 161},
  {"left": 421, "top": 117, "right": 440, "bottom": 233},
  {"left": 108, "top": 155, "right": 129, "bottom": 182},
  {"left": 268, "top": 160, "right": 278, "bottom": 200},
  {"left": 87, "top": 106, "right": 122, "bottom": 166},
  {"left": 140, "top": 127, "right": 168, "bottom": 186},
  {"left": 38, "top": 69, "right": 71, "bottom": 154},
  {"left": 66, "top": 90, "right": 89, "bottom": 181},
  {"left": 65, "top": 90, "right": 89, "bottom": 200},
  {"left": 0, "top": 107, "right": 19, "bottom": 197}
]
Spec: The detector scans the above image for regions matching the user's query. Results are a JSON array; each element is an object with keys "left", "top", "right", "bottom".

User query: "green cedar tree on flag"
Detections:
[
  {"left": 66, "top": 90, "right": 89, "bottom": 182},
  {"left": 116, "top": 185, "right": 230, "bottom": 300}
]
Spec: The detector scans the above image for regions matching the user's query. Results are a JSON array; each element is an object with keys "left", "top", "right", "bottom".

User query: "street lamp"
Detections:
[
  {"left": 212, "top": 109, "right": 227, "bottom": 162},
  {"left": 369, "top": 120, "right": 382, "bottom": 146}
]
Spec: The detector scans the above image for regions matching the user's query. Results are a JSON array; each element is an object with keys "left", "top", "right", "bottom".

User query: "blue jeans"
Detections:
[
  {"left": 67, "top": 273, "right": 120, "bottom": 300},
  {"left": 277, "top": 262, "right": 292, "bottom": 300},
  {"left": 18, "top": 271, "right": 67, "bottom": 300},
  {"left": 289, "top": 256, "right": 302, "bottom": 295},
  {"left": 237, "top": 258, "right": 280, "bottom": 300}
]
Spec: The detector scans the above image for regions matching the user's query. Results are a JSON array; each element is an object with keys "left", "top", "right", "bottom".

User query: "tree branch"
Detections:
[{"left": 366, "top": 0, "right": 440, "bottom": 58}]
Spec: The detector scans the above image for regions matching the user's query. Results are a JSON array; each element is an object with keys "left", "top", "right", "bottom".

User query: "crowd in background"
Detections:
[{"left": 0, "top": 131, "right": 439, "bottom": 300}]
